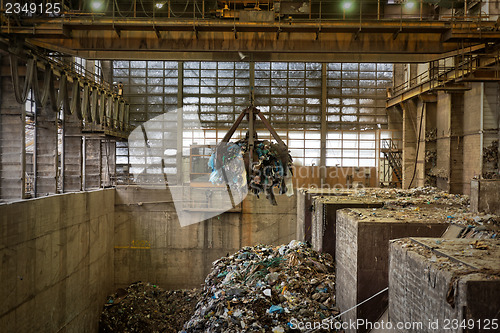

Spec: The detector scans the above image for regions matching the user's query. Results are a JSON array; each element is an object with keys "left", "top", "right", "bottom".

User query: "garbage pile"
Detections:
[
  {"left": 352, "top": 186, "right": 470, "bottom": 208},
  {"left": 182, "top": 240, "right": 339, "bottom": 332},
  {"left": 352, "top": 186, "right": 499, "bottom": 231},
  {"left": 99, "top": 282, "right": 200, "bottom": 333},
  {"left": 209, "top": 137, "right": 294, "bottom": 205}
]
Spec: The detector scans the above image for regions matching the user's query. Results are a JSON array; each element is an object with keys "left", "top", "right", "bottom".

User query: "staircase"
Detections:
[{"left": 381, "top": 139, "right": 402, "bottom": 187}]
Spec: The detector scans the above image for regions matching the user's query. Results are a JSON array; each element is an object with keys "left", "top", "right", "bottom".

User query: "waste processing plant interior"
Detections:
[{"left": 0, "top": 1, "right": 499, "bottom": 332}]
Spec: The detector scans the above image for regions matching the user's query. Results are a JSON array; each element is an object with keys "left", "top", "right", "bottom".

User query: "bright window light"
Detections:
[{"left": 405, "top": 1, "right": 416, "bottom": 9}]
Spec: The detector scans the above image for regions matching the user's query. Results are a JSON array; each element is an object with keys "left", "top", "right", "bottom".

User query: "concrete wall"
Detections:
[
  {"left": 114, "top": 185, "right": 296, "bottom": 290},
  {"left": 389, "top": 238, "right": 500, "bottom": 333},
  {"left": 0, "top": 189, "right": 115, "bottom": 332},
  {"left": 335, "top": 209, "right": 448, "bottom": 333}
]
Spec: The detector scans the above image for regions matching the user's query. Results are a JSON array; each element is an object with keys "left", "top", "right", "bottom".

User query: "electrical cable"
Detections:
[
  {"left": 169, "top": 0, "right": 190, "bottom": 18},
  {"left": 138, "top": 0, "right": 152, "bottom": 18},
  {"left": 113, "top": 0, "right": 134, "bottom": 17},
  {"left": 10, "top": 54, "right": 34, "bottom": 104}
]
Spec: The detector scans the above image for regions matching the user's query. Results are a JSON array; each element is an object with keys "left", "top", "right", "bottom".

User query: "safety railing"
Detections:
[
  {"left": 0, "top": 0, "right": 494, "bottom": 25},
  {"left": 391, "top": 52, "right": 500, "bottom": 97}
]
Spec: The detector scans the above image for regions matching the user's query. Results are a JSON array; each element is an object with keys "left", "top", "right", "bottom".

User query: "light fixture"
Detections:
[
  {"left": 342, "top": 1, "right": 353, "bottom": 11},
  {"left": 404, "top": 1, "right": 416, "bottom": 9},
  {"left": 90, "top": 0, "right": 104, "bottom": 12},
  {"left": 156, "top": 2, "right": 165, "bottom": 9}
]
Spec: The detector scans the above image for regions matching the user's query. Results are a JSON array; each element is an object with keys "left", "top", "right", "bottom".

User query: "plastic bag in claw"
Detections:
[{"left": 127, "top": 108, "right": 248, "bottom": 227}]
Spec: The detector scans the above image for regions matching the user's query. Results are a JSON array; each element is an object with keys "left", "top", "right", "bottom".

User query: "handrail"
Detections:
[{"left": 0, "top": 0, "right": 496, "bottom": 29}]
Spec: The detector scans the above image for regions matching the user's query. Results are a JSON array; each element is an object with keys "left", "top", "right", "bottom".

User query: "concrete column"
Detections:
[
  {"left": 435, "top": 91, "right": 452, "bottom": 192},
  {"left": 462, "top": 83, "right": 483, "bottom": 195},
  {"left": 402, "top": 100, "right": 417, "bottom": 188},
  {"left": 34, "top": 104, "right": 58, "bottom": 196},
  {"left": 84, "top": 138, "right": 101, "bottom": 189},
  {"left": 449, "top": 93, "right": 464, "bottom": 193},
  {"left": 101, "top": 139, "right": 116, "bottom": 187},
  {"left": 63, "top": 111, "right": 83, "bottom": 192},
  {"left": 0, "top": 55, "right": 26, "bottom": 200}
]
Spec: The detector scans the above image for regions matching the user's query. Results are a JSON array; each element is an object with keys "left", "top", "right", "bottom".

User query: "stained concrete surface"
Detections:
[
  {"left": 470, "top": 179, "right": 500, "bottom": 215},
  {"left": 114, "top": 186, "right": 297, "bottom": 290},
  {"left": 335, "top": 207, "right": 450, "bottom": 333},
  {"left": 0, "top": 189, "right": 115, "bottom": 333},
  {"left": 311, "top": 196, "right": 383, "bottom": 258},
  {"left": 389, "top": 238, "right": 500, "bottom": 333}
]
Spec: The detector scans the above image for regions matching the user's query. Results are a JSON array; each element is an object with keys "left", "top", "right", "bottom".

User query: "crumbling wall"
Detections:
[{"left": 0, "top": 189, "right": 115, "bottom": 332}]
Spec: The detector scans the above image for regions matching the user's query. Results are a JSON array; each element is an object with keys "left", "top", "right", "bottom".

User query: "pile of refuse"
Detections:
[
  {"left": 352, "top": 186, "right": 470, "bottom": 208},
  {"left": 209, "top": 137, "right": 294, "bottom": 205},
  {"left": 182, "top": 240, "right": 339, "bottom": 332},
  {"left": 99, "top": 282, "right": 200, "bottom": 333}
]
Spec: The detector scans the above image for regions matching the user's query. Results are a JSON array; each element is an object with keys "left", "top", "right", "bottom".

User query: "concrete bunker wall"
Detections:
[{"left": 0, "top": 189, "right": 115, "bottom": 332}]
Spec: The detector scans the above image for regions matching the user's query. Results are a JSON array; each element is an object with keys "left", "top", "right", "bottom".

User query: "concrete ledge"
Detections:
[
  {"left": 335, "top": 208, "right": 449, "bottom": 333},
  {"left": 389, "top": 238, "right": 500, "bottom": 333}
]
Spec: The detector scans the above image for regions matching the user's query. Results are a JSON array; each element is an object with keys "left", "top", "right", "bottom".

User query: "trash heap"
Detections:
[
  {"left": 182, "top": 240, "right": 339, "bottom": 332},
  {"left": 99, "top": 282, "right": 200, "bottom": 333},
  {"left": 209, "top": 137, "right": 294, "bottom": 205},
  {"left": 352, "top": 186, "right": 470, "bottom": 208},
  {"left": 351, "top": 186, "right": 498, "bottom": 237}
]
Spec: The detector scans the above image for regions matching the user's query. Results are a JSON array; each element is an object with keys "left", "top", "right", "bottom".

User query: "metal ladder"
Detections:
[{"left": 381, "top": 139, "right": 402, "bottom": 187}]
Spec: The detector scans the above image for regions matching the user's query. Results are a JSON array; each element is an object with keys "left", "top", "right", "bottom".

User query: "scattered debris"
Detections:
[
  {"left": 483, "top": 140, "right": 499, "bottom": 179},
  {"left": 182, "top": 240, "right": 339, "bottom": 332},
  {"left": 99, "top": 282, "right": 200, "bottom": 333},
  {"left": 425, "top": 128, "right": 437, "bottom": 141},
  {"left": 425, "top": 150, "right": 437, "bottom": 165}
]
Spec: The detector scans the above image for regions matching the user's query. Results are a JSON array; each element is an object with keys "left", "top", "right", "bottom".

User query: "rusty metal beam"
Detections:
[
  {"left": 23, "top": 43, "right": 460, "bottom": 63},
  {"left": 1, "top": 18, "right": 494, "bottom": 61}
]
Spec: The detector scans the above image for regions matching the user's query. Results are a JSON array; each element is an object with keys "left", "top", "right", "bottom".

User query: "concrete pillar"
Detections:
[
  {"left": 101, "top": 139, "right": 116, "bottom": 187},
  {"left": 34, "top": 104, "right": 58, "bottom": 196},
  {"left": 435, "top": 91, "right": 452, "bottom": 192},
  {"left": 84, "top": 138, "right": 101, "bottom": 189},
  {"left": 402, "top": 100, "right": 417, "bottom": 188},
  {"left": 0, "top": 55, "right": 26, "bottom": 200},
  {"left": 462, "top": 83, "right": 483, "bottom": 195},
  {"left": 449, "top": 93, "right": 464, "bottom": 193},
  {"left": 63, "top": 111, "right": 83, "bottom": 192}
]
